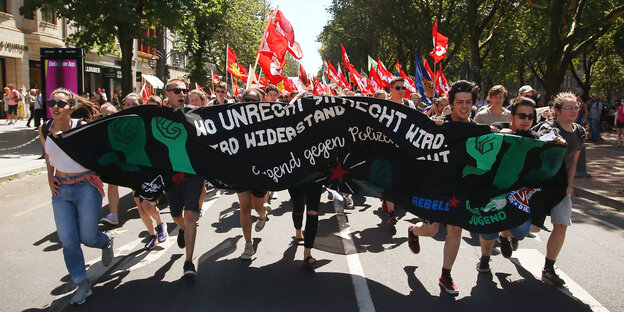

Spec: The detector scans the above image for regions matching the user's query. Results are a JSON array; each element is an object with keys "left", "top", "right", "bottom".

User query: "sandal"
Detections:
[
  {"left": 304, "top": 255, "right": 317, "bottom": 267},
  {"left": 294, "top": 237, "right": 305, "bottom": 246}
]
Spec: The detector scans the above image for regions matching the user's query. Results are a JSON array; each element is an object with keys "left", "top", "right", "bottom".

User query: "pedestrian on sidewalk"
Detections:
[
  {"left": 38, "top": 88, "right": 114, "bottom": 305},
  {"left": 6, "top": 84, "right": 19, "bottom": 125},
  {"left": 615, "top": 102, "right": 623, "bottom": 149}
]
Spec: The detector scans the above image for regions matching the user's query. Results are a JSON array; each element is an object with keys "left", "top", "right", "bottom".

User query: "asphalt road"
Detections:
[{"left": 1, "top": 173, "right": 623, "bottom": 312}]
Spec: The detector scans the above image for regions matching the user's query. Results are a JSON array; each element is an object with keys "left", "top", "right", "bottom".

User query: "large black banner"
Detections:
[{"left": 53, "top": 96, "right": 566, "bottom": 233}]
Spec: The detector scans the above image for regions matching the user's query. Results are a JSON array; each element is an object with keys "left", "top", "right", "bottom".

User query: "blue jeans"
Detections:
[
  {"left": 52, "top": 174, "right": 108, "bottom": 285},
  {"left": 589, "top": 117, "right": 600, "bottom": 140},
  {"left": 480, "top": 220, "right": 531, "bottom": 241}
]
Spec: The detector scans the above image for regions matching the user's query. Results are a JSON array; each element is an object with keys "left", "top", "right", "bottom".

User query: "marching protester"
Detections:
[
  {"left": 474, "top": 85, "right": 511, "bottom": 125},
  {"left": 99, "top": 103, "right": 121, "bottom": 226},
  {"left": 236, "top": 88, "right": 271, "bottom": 260},
  {"left": 163, "top": 79, "right": 203, "bottom": 276},
  {"left": 381, "top": 77, "right": 417, "bottom": 225},
  {"left": 425, "top": 96, "right": 449, "bottom": 118},
  {"left": 38, "top": 88, "right": 113, "bottom": 305},
  {"left": 532, "top": 91, "right": 585, "bottom": 287},
  {"left": 476, "top": 97, "right": 539, "bottom": 273},
  {"left": 288, "top": 183, "right": 323, "bottom": 266},
  {"left": 406, "top": 80, "right": 481, "bottom": 295},
  {"left": 207, "top": 81, "right": 234, "bottom": 105}
]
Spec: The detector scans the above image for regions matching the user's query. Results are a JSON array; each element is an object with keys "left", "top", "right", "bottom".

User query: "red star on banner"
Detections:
[
  {"left": 448, "top": 196, "right": 459, "bottom": 208},
  {"left": 328, "top": 163, "right": 349, "bottom": 184}
]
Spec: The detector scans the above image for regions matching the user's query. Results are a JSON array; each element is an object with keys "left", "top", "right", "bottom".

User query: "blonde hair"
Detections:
[
  {"left": 122, "top": 93, "right": 143, "bottom": 105},
  {"left": 188, "top": 89, "right": 207, "bottom": 105},
  {"left": 551, "top": 91, "right": 577, "bottom": 119}
]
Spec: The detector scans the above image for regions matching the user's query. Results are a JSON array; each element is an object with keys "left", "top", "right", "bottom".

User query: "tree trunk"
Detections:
[
  {"left": 542, "top": 0, "right": 566, "bottom": 104},
  {"left": 118, "top": 27, "right": 135, "bottom": 97},
  {"left": 467, "top": 0, "right": 482, "bottom": 87}
]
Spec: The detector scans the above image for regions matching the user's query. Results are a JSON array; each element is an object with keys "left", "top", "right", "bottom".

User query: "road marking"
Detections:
[
  {"left": 13, "top": 199, "right": 51, "bottom": 217},
  {"left": 573, "top": 208, "right": 624, "bottom": 231},
  {"left": 46, "top": 195, "right": 221, "bottom": 311},
  {"left": 336, "top": 212, "right": 376, "bottom": 312},
  {"left": 511, "top": 249, "right": 608, "bottom": 312}
]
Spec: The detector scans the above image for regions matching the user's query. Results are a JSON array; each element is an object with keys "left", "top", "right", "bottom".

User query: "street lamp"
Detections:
[{"left": 148, "top": 55, "right": 157, "bottom": 69}]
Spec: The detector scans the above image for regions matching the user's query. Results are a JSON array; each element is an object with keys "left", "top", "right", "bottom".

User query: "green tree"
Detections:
[
  {"left": 21, "top": 0, "right": 189, "bottom": 97},
  {"left": 177, "top": 0, "right": 226, "bottom": 86},
  {"left": 525, "top": 0, "right": 624, "bottom": 101}
]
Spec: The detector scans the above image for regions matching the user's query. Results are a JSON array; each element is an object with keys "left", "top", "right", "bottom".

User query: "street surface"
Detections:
[{"left": 1, "top": 172, "right": 623, "bottom": 312}]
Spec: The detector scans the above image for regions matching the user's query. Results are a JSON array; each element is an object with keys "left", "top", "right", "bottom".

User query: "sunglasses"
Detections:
[
  {"left": 243, "top": 96, "right": 260, "bottom": 102},
  {"left": 562, "top": 106, "right": 580, "bottom": 111},
  {"left": 515, "top": 113, "right": 535, "bottom": 120},
  {"left": 393, "top": 86, "right": 407, "bottom": 91},
  {"left": 47, "top": 100, "right": 70, "bottom": 108},
  {"left": 216, "top": 90, "right": 226, "bottom": 94},
  {"left": 167, "top": 88, "right": 188, "bottom": 95}
]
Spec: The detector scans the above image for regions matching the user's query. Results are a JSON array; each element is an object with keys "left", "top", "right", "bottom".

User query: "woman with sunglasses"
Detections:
[
  {"left": 38, "top": 88, "right": 114, "bottom": 305},
  {"left": 237, "top": 88, "right": 271, "bottom": 260}
]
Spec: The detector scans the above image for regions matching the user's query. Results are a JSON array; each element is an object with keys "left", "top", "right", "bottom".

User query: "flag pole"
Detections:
[{"left": 252, "top": 9, "right": 275, "bottom": 82}]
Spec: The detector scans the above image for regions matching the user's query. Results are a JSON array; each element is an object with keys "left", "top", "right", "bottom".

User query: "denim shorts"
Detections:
[{"left": 480, "top": 220, "right": 531, "bottom": 241}]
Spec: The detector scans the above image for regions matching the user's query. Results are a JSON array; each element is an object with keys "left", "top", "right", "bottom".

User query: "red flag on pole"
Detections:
[
  {"left": 326, "top": 61, "right": 342, "bottom": 86},
  {"left": 312, "top": 77, "right": 324, "bottom": 95},
  {"left": 429, "top": 20, "right": 449, "bottom": 64},
  {"left": 376, "top": 59, "right": 393, "bottom": 88},
  {"left": 368, "top": 65, "right": 384, "bottom": 92},
  {"left": 435, "top": 65, "right": 450, "bottom": 96},
  {"left": 212, "top": 71, "right": 221, "bottom": 85},
  {"left": 273, "top": 10, "right": 303, "bottom": 59},
  {"left": 298, "top": 63, "right": 309, "bottom": 89},
  {"left": 257, "top": 52, "right": 284, "bottom": 85},
  {"left": 140, "top": 83, "right": 152, "bottom": 103},
  {"left": 340, "top": 44, "right": 352, "bottom": 71},
  {"left": 423, "top": 59, "right": 435, "bottom": 82},
  {"left": 396, "top": 61, "right": 416, "bottom": 99},
  {"left": 337, "top": 65, "right": 351, "bottom": 90},
  {"left": 227, "top": 46, "right": 248, "bottom": 82}
]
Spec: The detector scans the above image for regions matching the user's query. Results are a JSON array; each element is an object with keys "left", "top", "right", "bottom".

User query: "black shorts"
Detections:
[
  {"left": 166, "top": 174, "right": 204, "bottom": 217},
  {"left": 7, "top": 105, "right": 17, "bottom": 115},
  {"left": 236, "top": 189, "right": 267, "bottom": 198},
  {"left": 617, "top": 121, "right": 624, "bottom": 128}
]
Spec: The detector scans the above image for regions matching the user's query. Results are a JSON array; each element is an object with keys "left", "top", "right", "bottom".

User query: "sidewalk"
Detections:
[
  {"left": 1, "top": 119, "right": 622, "bottom": 209},
  {"left": 0, "top": 119, "right": 46, "bottom": 182}
]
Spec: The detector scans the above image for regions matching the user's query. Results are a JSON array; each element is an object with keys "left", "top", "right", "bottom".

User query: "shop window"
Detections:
[{"left": 41, "top": 9, "right": 56, "bottom": 24}]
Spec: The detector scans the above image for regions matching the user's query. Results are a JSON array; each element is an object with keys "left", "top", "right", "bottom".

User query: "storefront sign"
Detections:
[
  {"left": 85, "top": 65, "right": 101, "bottom": 74},
  {"left": 0, "top": 41, "right": 28, "bottom": 53}
]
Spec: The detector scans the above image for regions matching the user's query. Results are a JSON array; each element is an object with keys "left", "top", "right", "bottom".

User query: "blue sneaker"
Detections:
[
  {"left": 156, "top": 223, "right": 168, "bottom": 243},
  {"left": 145, "top": 235, "right": 157, "bottom": 250}
]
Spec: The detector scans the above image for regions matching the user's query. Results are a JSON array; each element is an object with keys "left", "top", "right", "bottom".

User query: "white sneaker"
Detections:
[
  {"left": 100, "top": 213, "right": 119, "bottom": 225},
  {"left": 240, "top": 242, "right": 254, "bottom": 260},
  {"left": 263, "top": 202, "right": 272, "bottom": 215},
  {"left": 255, "top": 215, "right": 268, "bottom": 232},
  {"left": 345, "top": 194, "right": 354, "bottom": 209},
  {"left": 70, "top": 280, "right": 92, "bottom": 305}
]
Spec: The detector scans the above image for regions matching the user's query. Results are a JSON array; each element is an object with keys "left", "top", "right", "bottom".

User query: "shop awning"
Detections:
[{"left": 142, "top": 74, "right": 164, "bottom": 89}]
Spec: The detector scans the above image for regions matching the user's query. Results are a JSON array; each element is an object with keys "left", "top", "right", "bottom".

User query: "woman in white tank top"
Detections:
[{"left": 38, "top": 88, "right": 114, "bottom": 305}]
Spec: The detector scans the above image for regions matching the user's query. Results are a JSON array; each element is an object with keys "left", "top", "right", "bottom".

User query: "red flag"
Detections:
[
  {"left": 273, "top": 10, "right": 303, "bottom": 59},
  {"left": 341, "top": 44, "right": 352, "bottom": 71},
  {"left": 227, "top": 46, "right": 248, "bottom": 82},
  {"left": 258, "top": 76, "right": 270, "bottom": 87},
  {"left": 396, "top": 61, "right": 415, "bottom": 99},
  {"left": 312, "top": 77, "right": 324, "bottom": 95},
  {"left": 140, "top": 83, "right": 152, "bottom": 103},
  {"left": 435, "top": 65, "right": 450, "bottom": 96},
  {"left": 349, "top": 68, "right": 373, "bottom": 94},
  {"left": 259, "top": 22, "right": 289, "bottom": 64},
  {"left": 195, "top": 83, "right": 205, "bottom": 93},
  {"left": 212, "top": 71, "right": 221, "bottom": 85},
  {"left": 257, "top": 52, "right": 284, "bottom": 85},
  {"left": 376, "top": 60, "right": 393, "bottom": 88},
  {"left": 232, "top": 82, "right": 241, "bottom": 96},
  {"left": 326, "top": 61, "right": 342, "bottom": 86},
  {"left": 429, "top": 20, "right": 449, "bottom": 64},
  {"left": 298, "top": 63, "right": 310, "bottom": 88},
  {"left": 368, "top": 65, "right": 384, "bottom": 92},
  {"left": 423, "top": 59, "right": 435, "bottom": 82},
  {"left": 337, "top": 65, "right": 352, "bottom": 90},
  {"left": 279, "top": 74, "right": 297, "bottom": 92}
]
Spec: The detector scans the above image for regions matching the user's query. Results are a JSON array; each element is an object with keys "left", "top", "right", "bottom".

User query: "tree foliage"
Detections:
[
  {"left": 318, "top": 0, "right": 624, "bottom": 100},
  {"left": 21, "top": 0, "right": 189, "bottom": 97}
]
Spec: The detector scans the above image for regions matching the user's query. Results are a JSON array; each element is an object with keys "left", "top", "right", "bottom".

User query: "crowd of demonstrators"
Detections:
[{"left": 36, "top": 74, "right": 612, "bottom": 305}]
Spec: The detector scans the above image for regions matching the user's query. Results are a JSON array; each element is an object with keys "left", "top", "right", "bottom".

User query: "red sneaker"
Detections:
[
  {"left": 439, "top": 275, "right": 459, "bottom": 295},
  {"left": 381, "top": 200, "right": 389, "bottom": 212},
  {"left": 407, "top": 225, "right": 420, "bottom": 254}
]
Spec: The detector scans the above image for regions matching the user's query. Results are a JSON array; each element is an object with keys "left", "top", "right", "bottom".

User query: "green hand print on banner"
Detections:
[
  {"left": 524, "top": 147, "right": 565, "bottom": 184},
  {"left": 464, "top": 133, "right": 562, "bottom": 189},
  {"left": 151, "top": 117, "right": 196, "bottom": 174},
  {"left": 107, "top": 117, "right": 152, "bottom": 167},
  {"left": 493, "top": 135, "right": 544, "bottom": 188},
  {"left": 463, "top": 134, "right": 503, "bottom": 176},
  {"left": 98, "top": 151, "right": 140, "bottom": 171}
]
